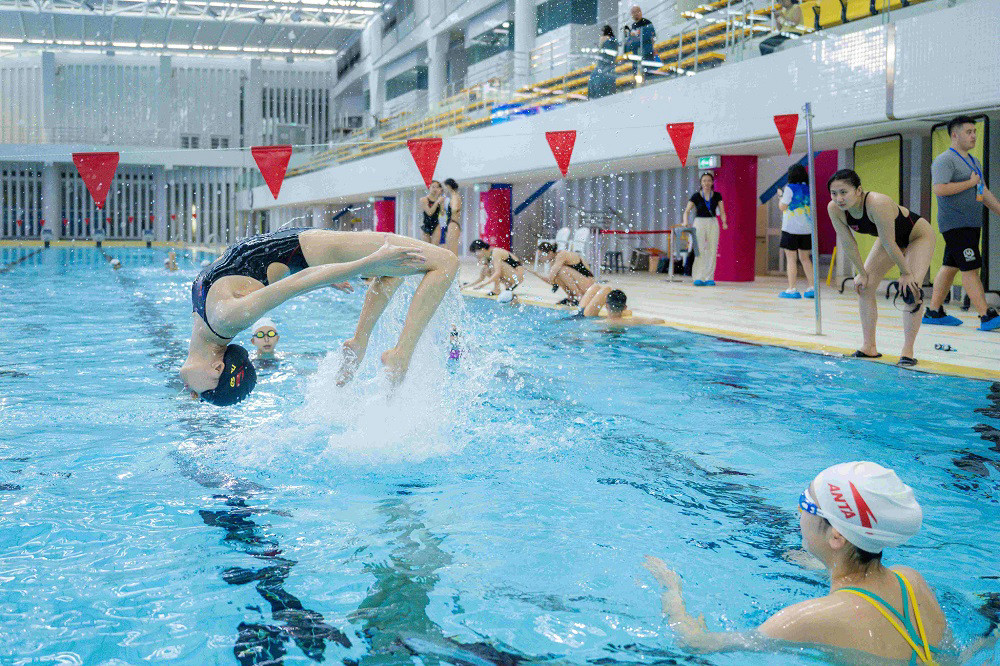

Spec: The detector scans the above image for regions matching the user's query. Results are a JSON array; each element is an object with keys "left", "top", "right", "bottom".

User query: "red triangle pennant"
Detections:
[
  {"left": 666, "top": 122, "right": 695, "bottom": 167},
  {"left": 251, "top": 145, "right": 293, "bottom": 199},
  {"left": 545, "top": 131, "right": 576, "bottom": 177},
  {"left": 773, "top": 114, "right": 799, "bottom": 156},
  {"left": 71, "top": 152, "right": 120, "bottom": 210},
  {"left": 406, "top": 138, "right": 443, "bottom": 188}
]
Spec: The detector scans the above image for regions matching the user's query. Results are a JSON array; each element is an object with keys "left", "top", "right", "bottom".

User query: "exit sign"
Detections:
[{"left": 698, "top": 155, "right": 720, "bottom": 169}]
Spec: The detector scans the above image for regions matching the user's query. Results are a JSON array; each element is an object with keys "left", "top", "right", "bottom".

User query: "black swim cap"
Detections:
[
  {"left": 607, "top": 289, "right": 627, "bottom": 310},
  {"left": 200, "top": 344, "right": 257, "bottom": 406}
]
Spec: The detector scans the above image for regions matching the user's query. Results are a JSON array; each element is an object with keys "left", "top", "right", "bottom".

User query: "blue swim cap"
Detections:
[{"left": 200, "top": 344, "right": 256, "bottom": 406}]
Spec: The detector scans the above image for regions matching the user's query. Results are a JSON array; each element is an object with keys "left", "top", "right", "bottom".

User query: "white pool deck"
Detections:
[{"left": 458, "top": 259, "right": 1000, "bottom": 382}]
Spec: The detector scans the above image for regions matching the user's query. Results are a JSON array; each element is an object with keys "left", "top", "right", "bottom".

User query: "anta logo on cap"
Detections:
[
  {"left": 828, "top": 483, "right": 856, "bottom": 520},
  {"left": 849, "top": 481, "right": 877, "bottom": 528}
]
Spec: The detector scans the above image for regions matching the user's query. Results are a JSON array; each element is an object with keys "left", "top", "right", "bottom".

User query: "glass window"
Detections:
[
  {"left": 382, "top": 0, "right": 415, "bottom": 37},
  {"left": 535, "top": 0, "right": 597, "bottom": 35},
  {"left": 181, "top": 135, "right": 200, "bottom": 149},
  {"left": 211, "top": 137, "right": 229, "bottom": 149},
  {"left": 385, "top": 66, "right": 428, "bottom": 100},
  {"left": 467, "top": 21, "right": 514, "bottom": 66}
]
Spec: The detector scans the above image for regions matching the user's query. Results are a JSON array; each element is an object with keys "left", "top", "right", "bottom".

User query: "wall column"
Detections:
[
  {"left": 153, "top": 166, "right": 168, "bottom": 241},
  {"left": 427, "top": 33, "right": 448, "bottom": 110},
  {"left": 156, "top": 56, "right": 172, "bottom": 145},
  {"left": 245, "top": 59, "right": 264, "bottom": 146},
  {"left": 40, "top": 52, "right": 56, "bottom": 143},
  {"left": 714, "top": 156, "right": 757, "bottom": 282},
  {"left": 513, "top": 0, "right": 536, "bottom": 88},
  {"left": 41, "top": 162, "right": 60, "bottom": 239},
  {"left": 368, "top": 67, "right": 384, "bottom": 121}
]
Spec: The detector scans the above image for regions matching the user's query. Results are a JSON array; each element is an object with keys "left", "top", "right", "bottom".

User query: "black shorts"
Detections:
[
  {"left": 942, "top": 227, "right": 982, "bottom": 271},
  {"left": 420, "top": 220, "right": 439, "bottom": 236},
  {"left": 779, "top": 232, "right": 812, "bottom": 251}
]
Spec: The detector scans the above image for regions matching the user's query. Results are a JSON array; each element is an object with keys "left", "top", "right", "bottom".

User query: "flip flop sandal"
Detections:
[{"left": 847, "top": 350, "right": 882, "bottom": 359}]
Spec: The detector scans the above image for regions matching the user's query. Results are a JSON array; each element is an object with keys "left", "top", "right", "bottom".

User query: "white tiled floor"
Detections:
[{"left": 459, "top": 261, "right": 1000, "bottom": 381}]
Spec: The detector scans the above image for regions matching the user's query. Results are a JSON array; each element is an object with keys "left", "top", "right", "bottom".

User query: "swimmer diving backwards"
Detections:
[{"left": 180, "top": 228, "right": 458, "bottom": 406}]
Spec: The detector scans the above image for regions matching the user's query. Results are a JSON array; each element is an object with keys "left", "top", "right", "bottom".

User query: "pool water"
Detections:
[{"left": 1, "top": 246, "right": 998, "bottom": 665}]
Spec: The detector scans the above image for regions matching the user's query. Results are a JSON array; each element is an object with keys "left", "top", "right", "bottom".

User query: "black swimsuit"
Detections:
[
  {"left": 846, "top": 193, "right": 921, "bottom": 249},
  {"left": 503, "top": 254, "right": 522, "bottom": 269},
  {"left": 567, "top": 260, "right": 594, "bottom": 278},
  {"left": 192, "top": 228, "right": 310, "bottom": 339},
  {"left": 421, "top": 200, "right": 441, "bottom": 235}
]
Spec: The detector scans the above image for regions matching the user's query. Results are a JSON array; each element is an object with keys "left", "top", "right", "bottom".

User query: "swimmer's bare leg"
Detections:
[
  {"left": 337, "top": 276, "right": 404, "bottom": 386},
  {"left": 381, "top": 254, "right": 459, "bottom": 382}
]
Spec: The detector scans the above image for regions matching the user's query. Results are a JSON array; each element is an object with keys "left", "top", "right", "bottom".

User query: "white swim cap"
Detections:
[
  {"left": 110, "top": 259, "right": 121, "bottom": 266},
  {"left": 252, "top": 318, "right": 277, "bottom": 333},
  {"left": 811, "top": 461, "right": 922, "bottom": 553},
  {"left": 497, "top": 289, "right": 515, "bottom": 303}
]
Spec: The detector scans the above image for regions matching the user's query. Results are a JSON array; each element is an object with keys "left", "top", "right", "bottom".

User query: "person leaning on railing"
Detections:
[
  {"left": 588, "top": 25, "right": 620, "bottom": 99},
  {"left": 759, "top": 0, "right": 803, "bottom": 56}
]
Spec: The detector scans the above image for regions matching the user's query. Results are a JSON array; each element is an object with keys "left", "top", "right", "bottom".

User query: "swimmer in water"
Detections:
[
  {"left": 165, "top": 250, "right": 178, "bottom": 271},
  {"left": 180, "top": 228, "right": 458, "bottom": 405},
  {"left": 250, "top": 318, "right": 279, "bottom": 359},
  {"left": 577, "top": 285, "right": 663, "bottom": 326},
  {"left": 644, "top": 461, "right": 946, "bottom": 663},
  {"left": 464, "top": 240, "right": 525, "bottom": 296},
  {"left": 110, "top": 258, "right": 122, "bottom": 271},
  {"left": 827, "top": 169, "right": 936, "bottom": 366},
  {"left": 531, "top": 242, "right": 595, "bottom": 306}
]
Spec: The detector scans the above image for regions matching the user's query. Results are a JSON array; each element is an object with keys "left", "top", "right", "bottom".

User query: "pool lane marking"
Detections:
[
  {"left": 0, "top": 248, "right": 45, "bottom": 274},
  {"left": 460, "top": 290, "right": 998, "bottom": 382}
]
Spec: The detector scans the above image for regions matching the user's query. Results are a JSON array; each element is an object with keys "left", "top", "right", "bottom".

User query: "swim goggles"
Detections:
[
  {"left": 798, "top": 487, "right": 827, "bottom": 518},
  {"left": 252, "top": 330, "right": 277, "bottom": 339}
]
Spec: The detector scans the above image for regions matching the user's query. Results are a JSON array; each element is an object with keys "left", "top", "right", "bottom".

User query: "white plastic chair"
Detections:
[
  {"left": 534, "top": 226, "right": 571, "bottom": 270},
  {"left": 569, "top": 227, "right": 591, "bottom": 254}
]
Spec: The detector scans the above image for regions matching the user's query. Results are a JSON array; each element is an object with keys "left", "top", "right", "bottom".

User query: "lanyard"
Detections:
[{"left": 950, "top": 148, "right": 982, "bottom": 178}]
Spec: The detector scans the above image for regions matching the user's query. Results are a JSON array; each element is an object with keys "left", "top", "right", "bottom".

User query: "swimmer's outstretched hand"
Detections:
[{"left": 643, "top": 555, "right": 681, "bottom": 592}]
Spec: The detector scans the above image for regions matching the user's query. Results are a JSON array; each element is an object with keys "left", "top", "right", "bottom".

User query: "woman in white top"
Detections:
[{"left": 778, "top": 164, "right": 815, "bottom": 299}]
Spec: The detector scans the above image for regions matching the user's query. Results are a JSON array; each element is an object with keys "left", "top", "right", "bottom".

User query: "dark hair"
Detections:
[
  {"left": 602, "top": 24, "right": 614, "bottom": 38},
  {"left": 947, "top": 115, "right": 977, "bottom": 137},
  {"left": 827, "top": 168, "right": 861, "bottom": 191},
  {"left": 820, "top": 518, "right": 882, "bottom": 567},
  {"left": 469, "top": 239, "right": 490, "bottom": 252},
  {"left": 429, "top": 180, "right": 441, "bottom": 188},
  {"left": 537, "top": 241, "right": 557, "bottom": 254},
  {"left": 443, "top": 178, "right": 459, "bottom": 190},
  {"left": 700, "top": 171, "right": 714, "bottom": 182},
  {"left": 606, "top": 289, "right": 627, "bottom": 310},
  {"left": 787, "top": 163, "right": 808, "bottom": 185}
]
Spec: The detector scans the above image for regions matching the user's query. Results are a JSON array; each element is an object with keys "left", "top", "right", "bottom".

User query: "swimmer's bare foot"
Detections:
[
  {"left": 380, "top": 348, "right": 409, "bottom": 385},
  {"left": 336, "top": 339, "right": 365, "bottom": 386}
]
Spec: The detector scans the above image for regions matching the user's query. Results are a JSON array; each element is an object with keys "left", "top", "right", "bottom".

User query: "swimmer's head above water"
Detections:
[
  {"left": 799, "top": 461, "right": 922, "bottom": 564},
  {"left": 250, "top": 318, "right": 280, "bottom": 357},
  {"left": 605, "top": 289, "right": 627, "bottom": 315},
  {"left": 180, "top": 344, "right": 257, "bottom": 406}
]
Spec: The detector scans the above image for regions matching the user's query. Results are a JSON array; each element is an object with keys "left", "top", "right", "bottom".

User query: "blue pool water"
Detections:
[{"left": 1, "top": 246, "right": 998, "bottom": 665}]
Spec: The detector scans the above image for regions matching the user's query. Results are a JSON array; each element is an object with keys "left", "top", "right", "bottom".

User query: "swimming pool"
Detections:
[{"left": 1, "top": 246, "right": 998, "bottom": 665}]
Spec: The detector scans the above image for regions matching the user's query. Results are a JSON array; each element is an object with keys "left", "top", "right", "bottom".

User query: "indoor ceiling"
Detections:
[{"left": 0, "top": 0, "right": 379, "bottom": 59}]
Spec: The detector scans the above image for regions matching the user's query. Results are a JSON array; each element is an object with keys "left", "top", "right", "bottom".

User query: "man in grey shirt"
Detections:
[{"left": 923, "top": 116, "right": 1000, "bottom": 331}]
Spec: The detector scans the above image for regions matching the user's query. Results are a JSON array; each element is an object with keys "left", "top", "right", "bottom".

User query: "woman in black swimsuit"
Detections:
[
  {"left": 465, "top": 239, "right": 525, "bottom": 295},
  {"left": 442, "top": 178, "right": 463, "bottom": 256},
  {"left": 827, "top": 169, "right": 936, "bottom": 366},
  {"left": 180, "top": 228, "right": 458, "bottom": 405},
  {"left": 419, "top": 180, "right": 445, "bottom": 245},
  {"left": 531, "top": 241, "right": 596, "bottom": 305}
]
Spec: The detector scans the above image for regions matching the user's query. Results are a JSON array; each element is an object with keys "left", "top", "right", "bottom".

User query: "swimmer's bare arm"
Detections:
[
  {"left": 467, "top": 250, "right": 503, "bottom": 290},
  {"left": 465, "top": 263, "right": 492, "bottom": 289},
  {"left": 644, "top": 556, "right": 842, "bottom": 653},
  {"left": 643, "top": 556, "right": 756, "bottom": 651},
  {"left": 216, "top": 244, "right": 424, "bottom": 333},
  {"left": 827, "top": 202, "right": 868, "bottom": 292},
  {"left": 867, "top": 193, "right": 920, "bottom": 295},
  {"left": 544, "top": 253, "right": 569, "bottom": 283}
]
